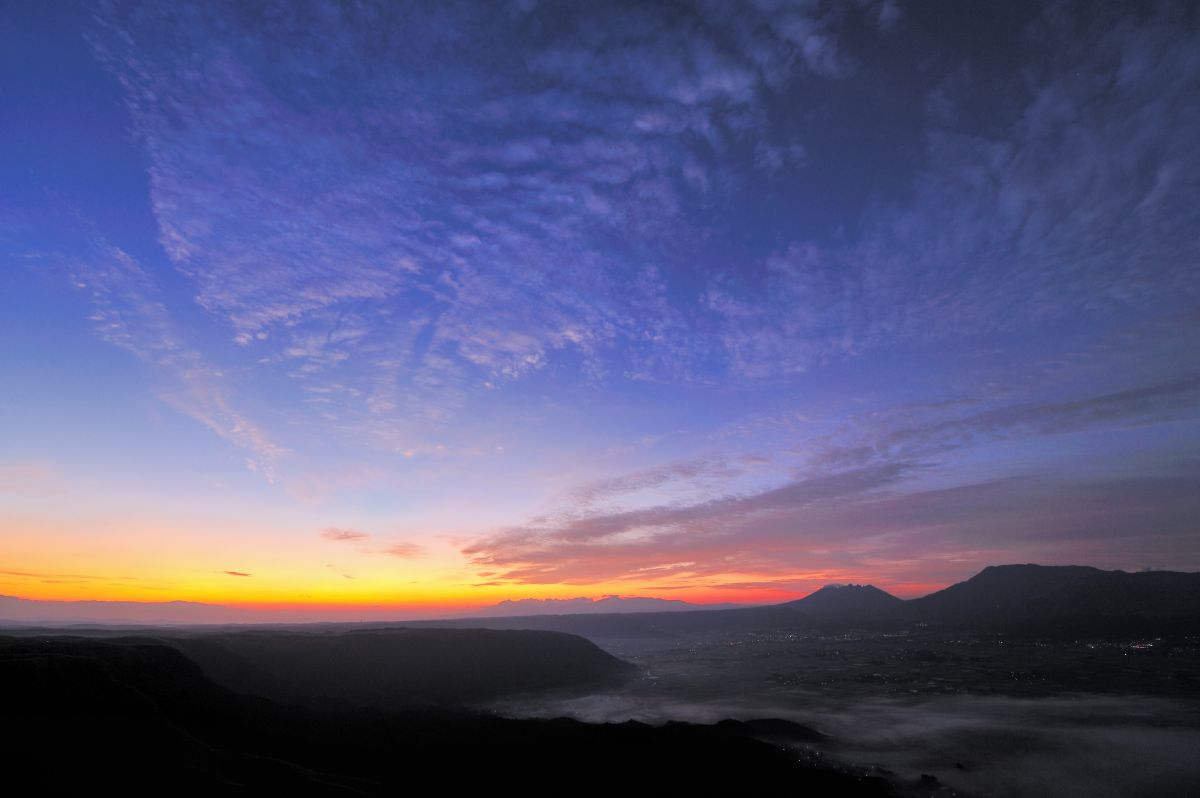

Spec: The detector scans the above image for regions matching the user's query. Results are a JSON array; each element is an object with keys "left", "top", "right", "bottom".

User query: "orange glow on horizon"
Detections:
[
  {"left": 0, "top": 567, "right": 949, "bottom": 615},
  {"left": 1, "top": 510, "right": 956, "bottom": 619}
]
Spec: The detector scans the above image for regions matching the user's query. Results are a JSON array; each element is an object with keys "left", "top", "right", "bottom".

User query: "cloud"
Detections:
[
  {"left": 319, "top": 529, "right": 422, "bottom": 557},
  {"left": 323, "top": 564, "right": 356, "bottom": 579},
  {"left": 223, "top": 571, "right": 252, "bottom": 577},
  {"left": 565, "top": 457, "right": 746, "bottom": 507},
  {"left": 465, "top": 373, "right": 1200, "bottom": 587},
  {"left": 65, "top": 241, "right": 286, "bottom": 480},
  {"left": 464, "top": 461, "right": 919, "bottom": 583},
  {"left": 382, "top": 542, "right": 425, "bottom": 559},
  {"left": 701, "top": 2, "right": 1200, "bottom": 375},
  {"left": 321, "top": 527, "right": 370, "bottom": 542},
  {"left": 81, "top": 0, "right": 893, "bottom": 454},
  {"left": 807, "top": 375, "right": 1200, "bottom": 472},
  {"left": 54, "top": 0, "right": 1200, "bottom": 529},
  {"left": 81, "top": 0, "right": 1200, "bottom": 403},
  {"left": 0, "top": 570, "right": 137, "bottom": 582},
  {"left": 464, "top": 465, "right": 1200, "bottom": 590}
]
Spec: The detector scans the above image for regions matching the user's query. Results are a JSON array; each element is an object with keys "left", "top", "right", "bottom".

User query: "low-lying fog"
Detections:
[{"left": 486, "top": 633, "right": 1200, "bottom": 797}]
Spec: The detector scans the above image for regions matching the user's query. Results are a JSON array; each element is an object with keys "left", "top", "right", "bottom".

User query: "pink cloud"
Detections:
[
  {"left": 382, "top": 542, "right": 425, "bottom": 558},
  {"left": 322, "top": 527, "right": 370, "bottom": 542}
]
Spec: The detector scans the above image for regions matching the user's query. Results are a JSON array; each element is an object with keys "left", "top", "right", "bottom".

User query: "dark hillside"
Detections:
[{"left": 0, "top": 636, "right": 893, "bottom": 796}]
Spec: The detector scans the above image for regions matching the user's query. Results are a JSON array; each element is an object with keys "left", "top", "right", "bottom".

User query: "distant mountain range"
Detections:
[
  {"left": 0, "top": 595, "right": 240, "bottom": 625},
  {"left": 4, "top": 565, "right": 1199, "bottom": 635},
  {"left": 410, "top": 565, "right": 1200, "bottom": 639},
  {"left": 467, "top": 595, "right": 746, "bottom": 616},
  {"left": 783, "top": 564, "right": 1200, "bottom": 635},
  {"left": 0, "top": 593, "right": 742, "bottom": 625}
]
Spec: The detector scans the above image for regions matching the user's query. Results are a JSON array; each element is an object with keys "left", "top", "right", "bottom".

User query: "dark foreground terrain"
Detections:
[
  {"left": 6, "top": 566, "right": 1200, "bottom": 795},
  {"left": 0, "top": 632, "right": 893, "bottom": 796}
]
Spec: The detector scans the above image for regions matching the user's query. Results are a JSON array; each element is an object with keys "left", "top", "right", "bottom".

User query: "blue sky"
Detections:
[{"left": 2, "top": 0, "right": 1198, "bottom": 609}]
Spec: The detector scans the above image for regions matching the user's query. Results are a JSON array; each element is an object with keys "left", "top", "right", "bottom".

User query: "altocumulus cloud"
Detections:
[{"left": 10, "top": 1, "right": 1192, "bottom": 589}]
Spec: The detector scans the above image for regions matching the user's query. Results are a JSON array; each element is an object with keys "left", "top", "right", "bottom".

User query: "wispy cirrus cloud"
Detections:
[
  {"left": 0, "top": 570, "right": 139, "bottom": 583},
  {"left": 564, "top": 456, "right": 748, "bottom": 508},
  {"left": 61, "top": 240, "right": 286, "bottom": 480},
  {"left": 464, "top": 461, "right": 920, "bottom": 584},
  {"left": 805, "top": 374, "right": 1200, "bottom": 472},
  {"left": 465, "top": 373, "right": 1200, "bottom": 587},
  {"left": 319, "top": 527, "right": 423, "bottom": 558},
  {"left": 381, "top": 542, "right": 425, "bottom": 559},
  {"left": 321, "top": 527, "right": 370, "bottom": 543},
  {"left": 465, "top": 466, "right": 1200, "bottom": 590}
]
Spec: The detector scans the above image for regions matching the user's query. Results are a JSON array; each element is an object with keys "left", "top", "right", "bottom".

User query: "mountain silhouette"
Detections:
[
  {"left": 472, "top": 595, "right": 745, "bottom": 616},
  {"left": 782, "top": 583, "right": 910, "bottom": 625},
  {"left": 4, "top": 565, "right": 1197, "bottom": 642},
  {"left": 910, "top": 564, "right": 1200, "bottom": 634},
  {"left": 384, "top": 565, "right": 1200, "bottom": 639}
]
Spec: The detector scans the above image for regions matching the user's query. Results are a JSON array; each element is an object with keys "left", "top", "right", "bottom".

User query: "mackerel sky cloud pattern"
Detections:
[{"left": 2, "top": 0, "right": 1198, "bottom": 610}]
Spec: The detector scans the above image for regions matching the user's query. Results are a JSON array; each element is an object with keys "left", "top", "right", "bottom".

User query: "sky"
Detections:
[{"left": 2, "top": 0, "right": 1198, "bottom": 620}]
